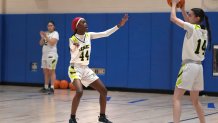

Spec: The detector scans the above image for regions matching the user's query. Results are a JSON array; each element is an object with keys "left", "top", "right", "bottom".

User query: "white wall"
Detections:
[{"left": 0, "top": 0, "right": 217, "bottom": 14}]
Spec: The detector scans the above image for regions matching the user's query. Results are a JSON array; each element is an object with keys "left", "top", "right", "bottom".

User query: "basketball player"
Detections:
[
  {"left": 39, "top": 21, "right": 59, "bottom": 94},
  {"left": 170, "top": 0, "right": 211, "bottom": 123},
  {"left": 68, "top": 14, "right": 128, "bottom": 123}
]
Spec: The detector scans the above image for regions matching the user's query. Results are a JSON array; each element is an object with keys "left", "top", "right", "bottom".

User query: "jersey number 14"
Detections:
[{"left": 195, "top": 39, "right": 206, "bottom": 55}]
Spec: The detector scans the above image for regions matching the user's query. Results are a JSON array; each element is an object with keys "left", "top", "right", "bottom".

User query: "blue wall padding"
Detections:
[
  {"left": 127, "top": 13, "right": 151, "bottom": 89},
  {"left": 150, "top": 13, "right": 172, "bottom": 89},
  {"left": 203, "top": 12, "right": 218, "bottom": 92},
  {"left": 106, "top": 14, "right": 129, "bottom": 87},
  {"left": 0, "top": 15, "right": 2, "bottom": 82},
  {"left": 1, "top": 13, "right": 218, "bottom": 92},
  {"left": 25, "top": 14, "right": 48, "bottom": 83},
  {"left": 3, "top": 15, "right": 27, "bottom": 83}
]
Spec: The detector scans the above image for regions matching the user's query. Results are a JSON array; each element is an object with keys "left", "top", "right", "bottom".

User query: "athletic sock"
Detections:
[
  {"left": 44, "top": 85, "right": 49, "bottom": 89},
  {"left": 50, "top": 85, "right": 54, "bottom": 89}
]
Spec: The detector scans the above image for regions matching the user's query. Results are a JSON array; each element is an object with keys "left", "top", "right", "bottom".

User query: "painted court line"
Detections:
[{"left": 168, "top": 112, "right": 218, "bottom": 123}]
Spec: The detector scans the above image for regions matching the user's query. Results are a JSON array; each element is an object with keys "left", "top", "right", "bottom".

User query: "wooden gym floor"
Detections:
[{"left": 0, "top": 85, "right": 218, "bottom": 123}]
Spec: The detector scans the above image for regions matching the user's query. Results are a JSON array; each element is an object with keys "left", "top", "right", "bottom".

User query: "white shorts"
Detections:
[
  {"left": 41, "top": 56, "right": 58, "bottom": 70},
  {"left": 176, "top": 63, "right": 204, "bottom": 91},
  {"left": 68, "top": 64, "right": 99, "bottom": 87}
]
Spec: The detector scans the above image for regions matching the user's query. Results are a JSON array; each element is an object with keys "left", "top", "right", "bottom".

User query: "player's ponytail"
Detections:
[
  {"left": 204, "top": 15, "right": 212, "bottom": 50},
  {"left": 191, "top": 8, "right": 212, "bottom": 50}
]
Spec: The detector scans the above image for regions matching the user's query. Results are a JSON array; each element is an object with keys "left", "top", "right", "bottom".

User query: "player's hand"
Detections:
[
  {"left": 73, "top": 43, "right": 80, "bottom": 47},
  {"left": 117, "top": 14, "right": 128, "bottom": 28},
  {"left": 41, "top": 31, "right": 48, "bottom": 38},
  {"left": 40, "top": 31, "right": 45, "bottom": 38},
  {"left": 172, "top": 0, "right": 180, "bottom": 4},
  {"left": 40, "top": 31, "right": 47, "bottom": 39}
]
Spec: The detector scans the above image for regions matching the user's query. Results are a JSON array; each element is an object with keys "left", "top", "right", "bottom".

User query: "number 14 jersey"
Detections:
[{"left": 182, "top": 22, "right": 208, "bottom": 61}]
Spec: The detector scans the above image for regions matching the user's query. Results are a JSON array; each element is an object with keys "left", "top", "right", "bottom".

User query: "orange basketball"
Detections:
[
  {"left": 54, "top": 80, "right": 61, "bottom": 89},
  {"left": 60, "top": 80, "right": 69, "bottom": 89},
  {"left": 69, "top": 83, "right": 76, "bottom": 91},
  {"left": 167, "top": 0, "right": 185, "bottom": 8}
]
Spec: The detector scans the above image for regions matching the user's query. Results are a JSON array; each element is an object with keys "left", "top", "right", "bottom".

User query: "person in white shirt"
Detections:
[
  {"left": 170, "top": 0, "right": 212, "bottom": 123},
  {"left": 68, "top": 14, "right": 128, "bottom": 123},
  {"left": 39, "top": 21, "right": 59, "bottom": 94}
]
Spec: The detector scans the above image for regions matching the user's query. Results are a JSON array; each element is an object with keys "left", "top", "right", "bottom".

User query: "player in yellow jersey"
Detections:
[
  {"left": 170, "top": 0, "right": 211, "bottom": 123},
  {"left": 69, "top": 14, "right": 128, "bottom": 123}
]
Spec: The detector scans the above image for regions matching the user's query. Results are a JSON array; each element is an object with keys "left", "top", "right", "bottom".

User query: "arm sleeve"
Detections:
[
  {"left": 52, "top": 31, "right": 59, "bottom": 40},
  {"left": 89, "top": 26, "right": 119, "bottom": 40},
  {"left": 183, "top": 22, "right": 194, "bottom": 33}
]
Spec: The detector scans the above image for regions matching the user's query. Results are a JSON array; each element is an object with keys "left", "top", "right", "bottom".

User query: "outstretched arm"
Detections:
[
  {"left": 170, "top": 0, "right": 185, "bottom": 28},
  {"left": 90, "top": 14, "right": 128, "bottom": 40}
]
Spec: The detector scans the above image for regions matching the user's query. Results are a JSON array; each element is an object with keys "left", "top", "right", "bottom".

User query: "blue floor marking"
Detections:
[
  {"left": 128, "top": 99, "right": 148, "bottom": 104},
  {"left": 208, "top": 103, "right": 216, "bottom": 109}
]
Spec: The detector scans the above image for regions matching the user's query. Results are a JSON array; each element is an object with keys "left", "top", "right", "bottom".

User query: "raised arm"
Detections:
[
  {"left": 180, "top": 2, "right": 189, "bottom": 22},
  {"left": 90, "top": 14, "right": 128, "bottom": 40},
  {"left": 170, "top": 0, "right": 185, "bottom": 28},
  {"left": 90, "top": 26, "right": 119, "bottom": 40}
]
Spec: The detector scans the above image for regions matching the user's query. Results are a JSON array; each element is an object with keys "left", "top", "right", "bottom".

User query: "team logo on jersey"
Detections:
[{"left": 79, "top": 45, "right": 90, "bottom": 51}]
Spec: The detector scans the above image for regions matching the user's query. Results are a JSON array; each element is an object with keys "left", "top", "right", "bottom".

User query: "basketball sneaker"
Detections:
[
  {"left": 69, "top": 118, "right": 77, "bottom": 123},
  {"left": 98, "top": 115, "right": 112, "bottom": 123},
  {"left": 48, "top": 88, "right": 54, "bottom": 95},
  {"left": 40, "top": 88, "right": 49, "bottom": 93}
]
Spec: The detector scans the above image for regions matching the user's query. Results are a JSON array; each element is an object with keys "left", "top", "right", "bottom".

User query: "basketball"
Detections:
[
  {"left": 60, "top": 80, "right": 69, "bottom": 89},
  {"left": 54, "top": 80, "right": 61, "bottom": 89},
  {"left": 69, "top": 83, "right": 76, "bottom": 91},
  {"left": 167, "top": 0, "right": 185, "bottom": 8}
]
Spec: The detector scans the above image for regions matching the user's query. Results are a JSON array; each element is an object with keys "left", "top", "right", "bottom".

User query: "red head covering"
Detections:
[{"left": 72, "top": 17, "right": 83, "bottom": 32}]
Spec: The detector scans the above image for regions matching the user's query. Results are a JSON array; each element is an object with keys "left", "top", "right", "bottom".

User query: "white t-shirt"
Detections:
[
  {"left": 182, "top": 22, "right": 208, "bottom": 61},
  {"left": 42, "top": 31, "right": 59, "bottom": 60},
  {"left": 69, "top": 26, "right": 119, "bottom": 65}
]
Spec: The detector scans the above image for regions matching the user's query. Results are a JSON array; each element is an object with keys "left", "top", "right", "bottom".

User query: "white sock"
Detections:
[
  {"left": 50, "top": 85, "right": 54, "bottom": 89},
  {"left": 44, "top": 85, "right": 49, "bottom": 89}
]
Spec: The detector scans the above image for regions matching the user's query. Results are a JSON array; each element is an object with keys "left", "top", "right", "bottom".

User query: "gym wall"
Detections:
[
  {"left": 0, "top": 0, "right": 218, "bottom": 92},
  {"left": 0, "top": 0, "right": 204, "bottom": 14}
]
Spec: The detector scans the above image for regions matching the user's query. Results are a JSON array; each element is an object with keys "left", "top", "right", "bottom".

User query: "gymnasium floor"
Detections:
[{"left": 0, "top": 85, "right": 218, "bottom": 123}]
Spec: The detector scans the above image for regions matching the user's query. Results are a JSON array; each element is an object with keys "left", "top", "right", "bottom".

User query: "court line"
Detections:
[
  {"left": 0, "top": 94, "right": 44, "bottom": 102},
  {"left": 168, "top": 112, "right": 218, "bottom": 123},
  {"left": 0, "top": 97, "right": 42, "bottom": 102}
]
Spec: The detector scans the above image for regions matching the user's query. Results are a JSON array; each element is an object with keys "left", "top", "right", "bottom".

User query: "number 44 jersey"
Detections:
[
  {"left": 69, "top": 25, "right": 119, "bottom": 66},
  {"left": 69, "top": 33, "right": 92, "bottom": 66},
  {"left": 182, "top": 22, "right": 208, "bottom": 61}
]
